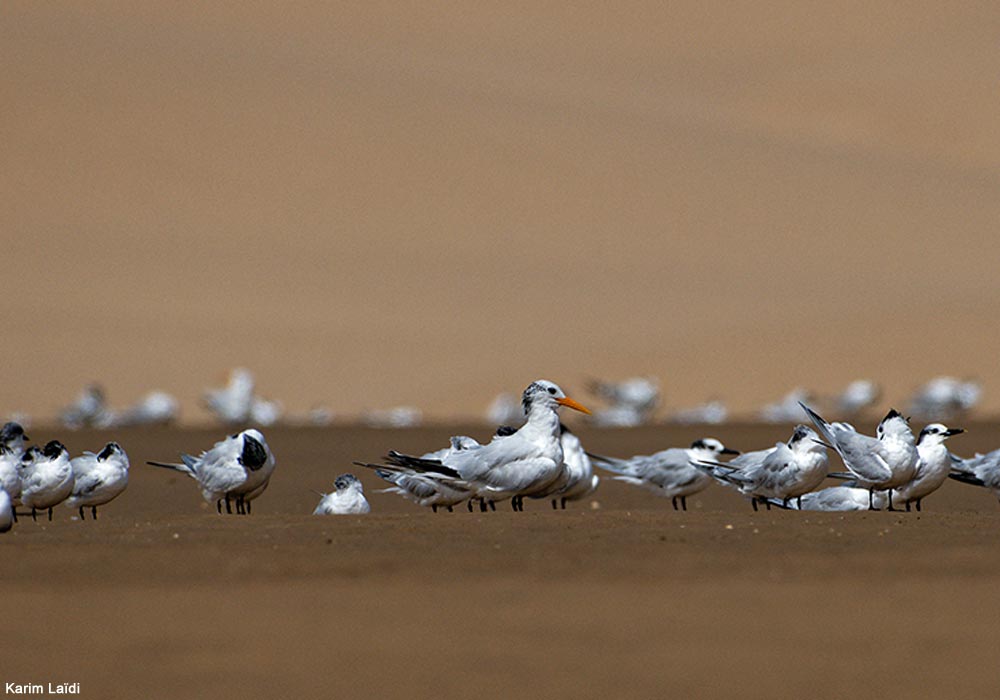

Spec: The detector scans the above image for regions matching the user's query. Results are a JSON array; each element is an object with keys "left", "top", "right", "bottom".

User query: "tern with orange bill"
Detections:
[{"left": 378, "top": 380, "right": 591, "bottom": 511}]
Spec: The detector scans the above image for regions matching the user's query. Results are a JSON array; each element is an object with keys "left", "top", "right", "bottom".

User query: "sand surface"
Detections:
[
  {"left": 5, "top": 423, "right": 1000, "bottom": 698},
  {"left": 3, "top": 3, "right": 1000, "bottom": 420}
]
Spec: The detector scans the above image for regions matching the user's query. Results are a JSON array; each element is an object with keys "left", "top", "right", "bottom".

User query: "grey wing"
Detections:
[
  {"left": 834, "top": 432, "right": 891, "bottom": 482},
  {"left": 71, "top": 454, "right": 99, "bottom": 477},
  {"left": 729, "top": 448, "right": 773, "bottom": 470},
  {"left": 72, "top": 471, "right": 105, "bottom": 497}
]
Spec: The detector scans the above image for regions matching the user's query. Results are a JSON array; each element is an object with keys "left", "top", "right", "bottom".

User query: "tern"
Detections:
[
  {"left": 590, "top": 438, "right": 739, "bottom": 511},
  {"left": 147, "top": 429, "right": 275, "bottom": 514},
  {"left": 0, "top": 422, "right": 29, "bottom": 520},
  {"left": 381, "top": 380, "right": 590, "bottom": 511},
  {"left": 65, "top": 442, "right": 130, "bottom": 520},
  {"left": 361, "top": 436, "right": 480, "bottom": 512},
  {"left": 20, "top": 441, "right": 75, "bottom": 521},
  {"left": 885, "top": 424, "right": 963, "bottom": 512},
  {"left": 313, "top": 474, "right": 371, "bottom": 515},
  {"left": 801, "top": 403, "right": 917, "bottom": 510},
  {"left": 765, "top": 485, "right": 889, "bottom": 511},
  {"left": 694, "top": 425, "right": 828, "bottom": 510}
]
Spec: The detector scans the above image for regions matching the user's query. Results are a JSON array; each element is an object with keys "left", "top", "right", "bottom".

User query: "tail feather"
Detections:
[
  {"left": 356, "top": 457, "right": 462, "bottom": 480},
  {"left": 799, "top": 402, "right": 838, "bottom": 449},
  {"left": 587, "top": 452, "right": 631, "bottom": 474},
  {"left": 948, "top": 471, "right": 985, "bottom": 487},
  {"left": 692, "top": 460, "right": 748, "bottom": 486},
  {"left": 827, "top": 472, "right": 854, "bottom": 481},
  {"left": 146, "top": 460, "right": 192, "bottom": 475}
]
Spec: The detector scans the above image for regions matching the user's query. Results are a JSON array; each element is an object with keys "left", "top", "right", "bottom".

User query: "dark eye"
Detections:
[{"left": 547, "top": 387, "right": 556, "bottom": 395}]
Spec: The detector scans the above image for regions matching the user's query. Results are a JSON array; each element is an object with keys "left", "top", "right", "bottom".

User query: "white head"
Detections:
[
  {"left": 96, "top": 442, "right": 128, "bottom": 466},
  {"left": 688, "top": 438, "right": 740, "bottom": 459},
  {"left": 0, "top": 422, "right": 28, "bottom": 455},
  {"left": 876, "top": 409, "right": 915, "bottom": 444},
  {"left": 334, "top": 474, "right": 363, "bottom": 493},
  {"left": 788, "top": 425, "right": 826, "bottom": 453},
  {"left": 917, "top": 423, "right": 964, "bottom": 447},
  {"left": 520, "top": 380, "right": 591, "bottom": 417},
  {"left": 40, "top": 440, "right": 69, "bottom": 463}
]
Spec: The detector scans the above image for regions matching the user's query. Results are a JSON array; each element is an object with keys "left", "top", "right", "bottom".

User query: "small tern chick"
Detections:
[
  {"left": 590, "top": 438, "right": 739, "bottom": 511},
  {"left": 66, "top": 442, "right": 130, "bottom": 520},
  {"left": 890, "top": 424, "right": 964, "bottom": 512},
  {"left": 694, "top": 425, "right": 828, "bottom": 510},
  {"left": 801, "top": 404, "right": 918, "bottom": 510},
  {"left": 21, "top": 441, "right": 75, "bottom": 521},
  {"left": 313, "top": 474, "right": 371, "bottom": 515},
  {"left": 147, "top": 429, "right": 275, "bottom": 514}
]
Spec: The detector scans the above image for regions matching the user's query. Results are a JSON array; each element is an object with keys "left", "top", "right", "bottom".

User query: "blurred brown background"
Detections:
[{"left": 3, "top": 2, "right": 999, "bottom": 421}]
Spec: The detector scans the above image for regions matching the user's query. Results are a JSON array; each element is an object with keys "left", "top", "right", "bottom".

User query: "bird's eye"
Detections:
[{"left": 547, "top": 387, "right": 556, "bottom": 395}]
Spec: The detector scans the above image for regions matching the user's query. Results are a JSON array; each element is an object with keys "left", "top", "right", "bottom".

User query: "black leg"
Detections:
[
  {"left": 511, "top": 498, "right": 519, "bottom": 512},
  {"left": 751, "top": 499, "right": 759, "bottom": 512},
  {"left": 447, "top": 506, "right": 453, "bottom": 513},
  {"left": 246, "top": 499, "right": 251, "bottom": 515},
  {"left": 31, "top": 507, "right": 37, "bottom": 522},
  {"left": 868, "top": 489, "right": 876, "bottom": 511},
  {"left": 92, "top": 506, "right": 98, "bottom": 520},
  {"left": 561, "top": 497, "right": 567, "bottom": 510},
  {"left": 79, "top": 506, "right": 85, "bottom": 520},
  {"left": 432, "top": 505, "right": 437, "bottom": 513},
  {"left": 783, "top": 497, "right": 790, "bottom": 508},
  {"left": 916, "top": 499, "right": 922, "bottom": 512},
  {"left": 225, "top": 496, "right": 232, "bottom": 514},
  {"left": 764, "top": 500, "right": 771, "bottom": 511},
  {"left": 217, "top": 499, "right": 223, "bottom": 514},
  {"left": 796, "top": 496, "right": 802, "bottom": 509},
  {"left": 489, "top": 500, "right": 496, "bottom": 512},
  {"left": 671, "top": 496, "right": 678, "bottom": 511},
  {"left": 467, "top": 500, "right": 474, "bottom": 512},
  {"left": 886, "top": 490, "right": 896, "bottom": 511},
  {"left": 48, "top": 508, "right": 53, "bottom": 521},
  {"left": 681, "top": 496, "right": 687, "bottom": 512},
  {"left": 479, "top": 499, "right": 487, "bottom": 512},
  {"left": 905, "top": 501, "right": 911, "bottom": 512},
  {"left": 551, "top": 499, "right": 558, "bottom": 510}
]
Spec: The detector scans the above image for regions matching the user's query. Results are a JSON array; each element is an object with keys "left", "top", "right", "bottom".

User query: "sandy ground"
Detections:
[
  {"left": 3, "top": 3, "right": 1000, "bottom": 420},
  {"left": 4, "top": 423, "right": 1000, "bottom": 699}
]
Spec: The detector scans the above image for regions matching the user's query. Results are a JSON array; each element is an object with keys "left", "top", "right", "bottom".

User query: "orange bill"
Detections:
[{"left": 556, "top": 396, "right": 592, "bottom": 415}]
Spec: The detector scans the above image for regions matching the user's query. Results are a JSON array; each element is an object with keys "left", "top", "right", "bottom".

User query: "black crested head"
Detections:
[
  {"left": 334, "top": 474, "right": 358, "bottom": 491},
  {"left": 1, "top": 422, "right": 24, "bottom": 440},
  {"left": 790, "top": 425, "right": 810, "bottom": 443},
  {"left": 98, "top": 442, "right": 119, "bottom": 461},
  {"left": 882, "top": 408, "right": 905, "bottom": 423},
  {"left": 690, "top": 439, "right": 707, "bottom": 450},
  {"left": 494, "top": 425, "right": 518, "bottom": 437},
  {"left": 21, "top": 446, "right": 40, "bottom": 463},
  {"left": 42, "top": 440, "right": 65, "bottom": 459},
  {"left": 239, "top": 434, "right": 268, "bottom": 471}
]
